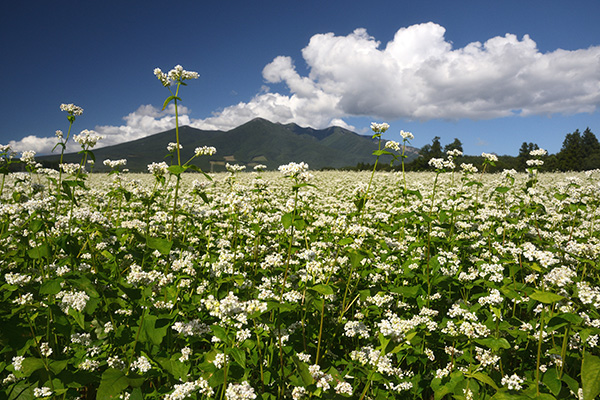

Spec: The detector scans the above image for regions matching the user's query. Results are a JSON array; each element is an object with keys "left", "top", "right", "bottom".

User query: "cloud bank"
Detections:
[{"left": 10, "top": 22, "right": 600, "bottom": 154}]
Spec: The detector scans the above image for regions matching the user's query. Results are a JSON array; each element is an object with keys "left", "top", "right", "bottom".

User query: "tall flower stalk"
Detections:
[{"left": 154, "top": 65, "right": 199, "bottom": 239}]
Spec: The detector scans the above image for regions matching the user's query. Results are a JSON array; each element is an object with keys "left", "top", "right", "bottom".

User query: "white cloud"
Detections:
[
  {"left": 196, "top": 22, "right": 600, "bottom": 129},
  {"left": 13, "top": 22, "right": 599, "bottom": 155},
  {"left": 9, "top": 135, "right": 58, "bottom": 154}
]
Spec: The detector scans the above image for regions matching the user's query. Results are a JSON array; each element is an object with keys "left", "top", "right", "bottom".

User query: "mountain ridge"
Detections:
[{"left": 38, "top": 118, "right": 419, "bottom": 172}]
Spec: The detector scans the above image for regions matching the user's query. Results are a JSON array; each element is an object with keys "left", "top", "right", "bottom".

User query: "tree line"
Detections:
[{"left": 348, "top": 127, "right": 600, "bottom": 173}]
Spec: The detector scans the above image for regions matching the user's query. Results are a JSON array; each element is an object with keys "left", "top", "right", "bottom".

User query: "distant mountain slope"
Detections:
[{"left": 38, "top": 118, "right": 419, "bottom": 172}]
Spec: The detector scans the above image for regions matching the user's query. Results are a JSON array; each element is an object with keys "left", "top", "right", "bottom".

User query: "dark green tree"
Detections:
[
  {"left": 558, "top": 129, "right": 583, "bottom": 171},
  {"left": 581, "top": 127, "right": 600, "bottom": 170}
]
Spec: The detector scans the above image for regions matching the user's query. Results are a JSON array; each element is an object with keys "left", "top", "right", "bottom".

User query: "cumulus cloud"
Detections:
[
  {"left": 197, "top": 22, "right": 600, "bottom": 127},
  {"left": 12, "top": 22, "right": 599, "bottom": 154}
]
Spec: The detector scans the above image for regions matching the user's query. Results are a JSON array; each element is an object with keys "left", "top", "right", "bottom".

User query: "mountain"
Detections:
[{"left": 38, "top": 118, "right": 419, "bottom": 172}]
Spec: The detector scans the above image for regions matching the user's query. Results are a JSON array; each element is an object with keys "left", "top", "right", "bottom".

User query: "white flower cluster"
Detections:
[
  {"left": 526, "top": 159, "right": 544, "bottom": 167},
  {"left": 226, "top": 163, "right": 246, "bottom": 173},
  {"left": 400, "top": 130, "right": 414, "bottom": 140},
  {"left": 576, "top": 282, "right": 600, "bottom": 307},
  {"left": 103, "top": 159, "right": 127, "bottom": 168},
  {"left": 33, "top": 387, "right": 53, "bottom": 398},
  {"left": 384, "top": 140, "right": 401, "bottom": 151},
  {"left": 529, "top": 148, "right": 547, "bottom": 157},
  {"left": 501, "top": 373, "right": 524, "bottom": 390},
  {"left": 460, "top": 163, "right": 478, "bottom": 173},
  {"left": 73, "top": 129, "right": 103, "bottom": 148},
  {"left": 167, "top": 142, "right": 183, "bottom": 152},
  {"left": 377, "top": 311, "right": 437, "bottom": 341},
  {"left": 56, "top": 289, "right": 89, "bottom": 313},
  {"left": 130, "top": 355, "right": 152, "bottom": 373},
  {"left": 447, "top": 149, "right": 463, "bottom": 157},
  {"left": 20, "top": 150, "right": 36, "bottom": 165},
  {"left": 165, "top": 378, "right": 213, "bottom": 400},
  {"left": 370, "top": 122, "right": 389, "bottom": 133},
  {"left": 225, "top": 381, "right": 256, "bottom": 400},
  {"left": 478, "top": 289, "right": 503, "bottom": 306},
  {"left": 154, "top": 65, "right": 199, "bottom": 87},
  {"left": 201, "top": 292, "right": 267, "bottom": 326},
  {"left": 344, "top": 320, "right": 370, "bottom": 338},
  {"left": 308, "top": 364, "right": 334, "bottom": 391},
  {"left": 544, "top": 266, "right": 576, "bottom": 287},
  {"left": 60, "top": 103, "right": 84, "bottom": 116},
  {"left": 60, "top": 163, "right": 86, "bottom": 175},
  {"left": 428, "top": 157, "right": 454, "bottom": 170},
  {"left": 278, "top": 161, "right": 309, "bottom": 177},
  {"left": 194, "top": 146, "right": 217, "bottom": 156},
  {"left": 147, "top": 161, "right": 169, "bottom": 176},
  {"left": 5, "top": 272, "right": 31, "bottom": 286},
  {"left": 482, "top": 152, "right": 498, "bottom": 162}
]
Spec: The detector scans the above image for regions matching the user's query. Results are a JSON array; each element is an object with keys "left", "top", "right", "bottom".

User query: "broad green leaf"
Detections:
[
  {"left": 229, "top": 347, "right": 246, "bottom": 369},
  {"left": 474, "top": 337, "right": 511, "bottom": 352},
  {"left": 39, "top": 278, "right": 63, "bottom": 295},
  {"left": 97, "top": 368, "right": 129, "bottom": 400},
  {"left": 495, "top": 186, "right": 511, "bottom": 193},
  {"left": 68, "top": 308, "right": 85, "bottom": 329},
  {"left": 582, "top": 352, "right": 600, "bottom": 400},
  {"left": 162, "top": 95, "right": 182, "bottom": 110},
  {"left": 467, "top": 371, "right": 499, "bottom": 390},
  {"left": 310, "top": 284, "right": 333, "bottom": 296},
  {"left": 542, "top": 369, "right": 561, "bottom": 396},
  {"left": 27, "top": 244, "right": 51, "bottom": 259},
  {"left": 281, "top": 212, "right": 292, "bottom": 229},
  {"left": 146, "top": 237, "right": 173, "bottom": 255},
  {"left": 139, "top": 315, "right": 168, "bottom": 346},
  {"left": 20, "top": 358, "right": 45, "bottom": 377},
  {"left": 210, "top": 324, "right": 230, "bottom": 343},
  {"left": 530, "top": 290, "right": 564, "bottom": 304},
  {"left": 167, "top": 165, "right": 184, "bottom": 175}
]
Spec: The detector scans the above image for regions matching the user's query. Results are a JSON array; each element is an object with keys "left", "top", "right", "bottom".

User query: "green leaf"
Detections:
[
  {"left": 229, "top": 347, "right": 246, "bottom": 369},
  {"left": 467, "top": 371, "right": 499, "bottom": 390},
  {"left": 97, "top": 368, "right": 129, "bottom": 400},
  {"left": 542, "top": 369, "right": 562, "bottom": 396},
  {"left": 162, "top": 95, "right": 182, "bottom": 111},
  {"left": 474, "top": 337, "right": 511, "bottom": 352},
  {"left": 210, "top": 325, "right": 230, "bottom": 343},
  {"left": 530, "top": 290, "right": 565, "bottom": 304},
  {"left": 495, "top": 186, "right": 511, "bottom": 193},
  {"left": 582, "top": 352, "right": 600, "bottom": 400},
  {"left": 68, "top": 308, "right": 86, "bottom": 329},
  {"left": 39, "top": 278, "right": 64, "bottom": 295},
  {"left": 167, "top": 165, "right": 184, "bottom": 175},
  {"left": 281, "top": 213, "right": 293, "bottom": 229},
  {"left": 146, "top": 237, "right": 173, "bottom": 255},
  {"left": 27, "top": 243, "right": 51, "bottom": 259},
  {"left": 338, "top": 237, "right": 354, "bottom": 246},
  {"left": 139, "top": 315, "right": 169, "bottom": 346},
  {"left": 310, "top": 284, "right": 333, "bottom": 296},
  {"left": 20, "top": 358, "right": 45, "bottom": 377}
]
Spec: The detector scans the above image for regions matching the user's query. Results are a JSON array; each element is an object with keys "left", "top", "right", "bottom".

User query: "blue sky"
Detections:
[{"left": 2, "top": 0, "right": 600, "bottom": 157}]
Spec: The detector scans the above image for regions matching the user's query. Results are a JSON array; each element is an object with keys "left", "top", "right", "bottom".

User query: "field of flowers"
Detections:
[
  {"left": 2, "top": 153, "right": 600, "bottom": 400},
  {"left": 2, "top": 65, "right": 600, "bottom": 400}
]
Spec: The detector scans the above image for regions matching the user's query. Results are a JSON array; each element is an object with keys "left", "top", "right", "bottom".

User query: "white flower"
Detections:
[
  {"left": 225, "top": 381, "right": 256, "bottom": 400},
  {"left": 33, "top": 387, "right": 53, "bottom": 398},
  {"left": 12, "top": 356, "right": 24, "bottom": 371},
  {"left": 384, "top": 140, "right": 401, "bottom": 151},
  {"left": 529, "top": 148, "right": 547, "bottom": 157},
  {"left": 130, "top": 355, "right": 152, "bottom": 373},
  {"left": 501, "top": 374, "right": 524, "bottom": 390},
  {"left": 60, "top": 103, "right": 84, "bottom": 116},
  {"left": 482, "top": 152, "right": 498, "bottom": 162},
  {"left": 194, "top": 146, "right": 217, "bottom": 156},
  {"left": 73, "top": 129, "right": 103, "bottom": 148},
  {"left": 20, "top": 150, "right": 36, "bottom": 165},
  {"left": 39, "top": 342, "right": 53, "bottom": 357},
  {"left": 147, "top": 161, "right": 169, "bottom": 176},
  {"left": 400, "top": 130, "right": 414, "bottom": 140},
  {"left": 370, "top": 122, "right": 389, "bottom": 133}
]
